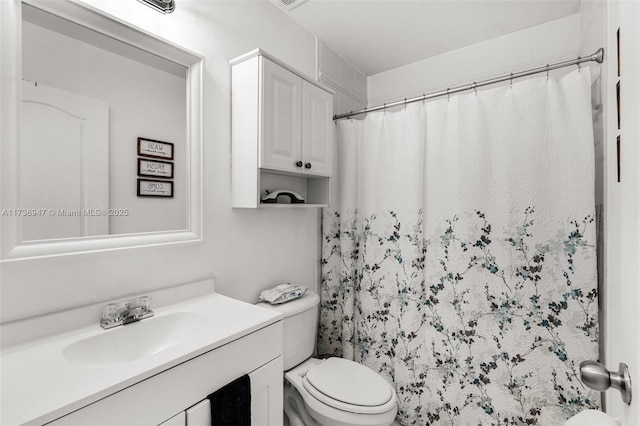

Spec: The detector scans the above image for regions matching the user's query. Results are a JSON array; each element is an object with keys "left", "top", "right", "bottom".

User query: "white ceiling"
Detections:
[{"left": 281, "top": 0, "right": 582, "bottom": 76}]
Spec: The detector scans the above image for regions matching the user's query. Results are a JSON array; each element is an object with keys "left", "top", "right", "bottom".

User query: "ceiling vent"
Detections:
[
  {"left": 273, "top": 0, "right": 308, "bottom": 12},
  {"left": 138, "top": 0, "right": 175, "bottom": 14}
]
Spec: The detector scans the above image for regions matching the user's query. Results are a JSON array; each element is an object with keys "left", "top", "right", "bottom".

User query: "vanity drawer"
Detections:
[{"left": 47, "top": 322, "right": 282, "bottom": 426}]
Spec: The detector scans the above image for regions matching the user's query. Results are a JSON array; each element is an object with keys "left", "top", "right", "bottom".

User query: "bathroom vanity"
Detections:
[{"left": 0, "top": 292, "right": 283, "bottom": 426}]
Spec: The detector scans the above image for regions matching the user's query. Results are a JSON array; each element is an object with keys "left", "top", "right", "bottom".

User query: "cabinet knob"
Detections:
[
  {"left": 295, "top": 161, "right": 303, "bottom": 168},
  {"left": 305, "top": 163, "right": 312, "bottom": 169}
]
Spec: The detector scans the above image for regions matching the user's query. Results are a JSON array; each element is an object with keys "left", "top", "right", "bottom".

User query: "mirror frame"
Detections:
[{"left": 0, "top": 0, "right": 203, "bottom": 260}]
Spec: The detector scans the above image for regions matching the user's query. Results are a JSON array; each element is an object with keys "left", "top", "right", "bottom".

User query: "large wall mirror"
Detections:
[{"left": 0, "top": 0, "right": 203, "bottom": 260}]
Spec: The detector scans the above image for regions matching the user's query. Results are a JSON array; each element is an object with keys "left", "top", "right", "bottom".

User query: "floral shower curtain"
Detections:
[{"left": 318, "top": 69, "right": 600, "bottom": 425}]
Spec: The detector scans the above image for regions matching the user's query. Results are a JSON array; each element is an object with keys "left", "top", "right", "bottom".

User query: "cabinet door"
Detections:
[
  {"left": 250, "top": 356, "right": 284, "bottom": 426},
  {"left": 185, "top": 400, "right": 210, "bottom": 426},
  {"left": 159, "top": 411, "right": 185, "bottom": 426},
  {"left": 261, "top": 58, "right": 302, "bottom": 173},
  {"left": 184, "top": 357, "right": 283, "bottom": 426},
  {"left": 301, "top": 81, "right": 333, "bottom": 177}
]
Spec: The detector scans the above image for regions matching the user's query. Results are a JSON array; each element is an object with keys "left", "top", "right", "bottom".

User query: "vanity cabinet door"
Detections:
[
  {"left": 260, "top": 58, "right": 302, "bottom": 173},
  {"left": 159, "top": 411, "right": 186, "bottom": 426},
  {"left": 301, "top": 80, "right": 333, "bottom": 177},
  {"left": 185, "top": 399, "right": 210, "bottom": 426},
  {"left": 163, "top": 356, "right": 283, "bottom": 426},
  {"left": 250, "top": 356, "right": 284, "bottom": 425}
]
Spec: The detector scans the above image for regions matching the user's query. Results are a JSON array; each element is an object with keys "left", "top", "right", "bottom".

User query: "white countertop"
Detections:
[{"left": 0, "top": 293, "right": 281, "bottom": 426}]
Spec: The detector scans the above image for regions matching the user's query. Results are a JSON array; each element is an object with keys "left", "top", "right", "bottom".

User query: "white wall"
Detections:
[
  {"left": 22, "top": 21, "right": 187, "bottom": 235},
  {"left": 368, "top": 14, "right": 581, "bottom": 106},
  {"left": 1, "top": 0, "right": 321, "bottom": 324},
  {"left": 318, "top": 40, "right": 367, "bottom": 115},
  {"left": 316, "top": 40, "right": 366, "bottom": 223}
]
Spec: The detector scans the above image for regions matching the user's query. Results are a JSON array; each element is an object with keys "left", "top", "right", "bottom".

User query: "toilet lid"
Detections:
[{"left": 304, "top": 358, "right": 393, "bottom": 407}]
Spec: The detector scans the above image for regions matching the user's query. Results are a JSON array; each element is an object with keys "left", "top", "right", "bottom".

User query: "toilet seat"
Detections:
[
  {"left": 285, "top": 358, "right": 398, "bottom": 426},
  {"left": 303, "top": 358, "right": 394, "bottom": 414}
]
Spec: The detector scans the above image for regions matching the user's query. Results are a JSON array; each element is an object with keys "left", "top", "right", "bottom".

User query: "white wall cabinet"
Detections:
[
  {"left": 231, "top": 49, "right": 334, "bottom": 208},
  {"left": 48, "top": 323, "right": 283, "bottom": 426}
]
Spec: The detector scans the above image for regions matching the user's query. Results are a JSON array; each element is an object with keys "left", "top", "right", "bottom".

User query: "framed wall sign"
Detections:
[
  {"left": 137, "top": 179, "right": 173, "bottom": 197},
  {"left": 138, "top": 158, "right": 174, "bottom": 179},
  {"left": 138, "top": 137, "right": 174, "bottom": 160}
]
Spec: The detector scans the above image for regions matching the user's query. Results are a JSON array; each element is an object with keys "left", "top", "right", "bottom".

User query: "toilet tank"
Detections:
[{"left": 256, "top": 290, "right": 320, "bottom": 371}]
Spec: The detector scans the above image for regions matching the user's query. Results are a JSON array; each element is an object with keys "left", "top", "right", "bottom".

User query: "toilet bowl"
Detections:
[
  {"left": 285, "top": 358, "right": 397, "bottom": 426},
  {"left": 256, "top": 291, "right": 397, "bottom": 426}
]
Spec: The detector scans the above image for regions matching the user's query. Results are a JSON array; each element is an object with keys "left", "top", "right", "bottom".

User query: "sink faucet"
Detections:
[
  {"left": 121, "top": 304, "right": 145, "bottom": 324},
  {"left": 101, "top": 296, "right": 154, "bottom": 329}
]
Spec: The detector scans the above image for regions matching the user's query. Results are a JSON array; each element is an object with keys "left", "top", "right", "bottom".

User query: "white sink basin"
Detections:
[
  {"left": 63, "top": 312, "right": 211, "bottom": 368},
  {"left": 2, "top": 290, "right": 283, "bottom": 426}
]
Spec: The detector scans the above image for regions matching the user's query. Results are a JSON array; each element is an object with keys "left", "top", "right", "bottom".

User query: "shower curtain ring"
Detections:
[
  {"left": 473, "top": 82, "right": 477, "bottom": 95},
  {"left": 578, "top": 60, "right": 582, "bottom": 73},
  {"left": 546, "top": 64, "right": 550, "bottom": 81},
  {"left": 422, "top": 94, "right": 426, "bottom": 105},
  {"left": 404, "top": 98, "right": 407, "bottom": 110},
  {"left": 510, "top": 73, "right": 513, "bottom": 88},
  {"left": 447, "top": 88, "right": 450, "bottom": 101}
]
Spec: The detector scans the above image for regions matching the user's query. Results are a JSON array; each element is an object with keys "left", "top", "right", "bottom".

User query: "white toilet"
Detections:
[{"left": 257, "top": 290, "right": 397, "bottom": 426}]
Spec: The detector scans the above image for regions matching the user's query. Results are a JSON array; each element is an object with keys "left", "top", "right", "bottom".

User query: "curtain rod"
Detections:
[{"left": 334, "top": 48, "right": 604, "bottom": 121}]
